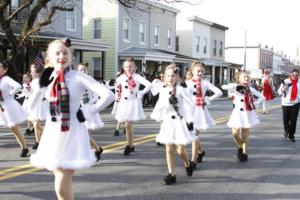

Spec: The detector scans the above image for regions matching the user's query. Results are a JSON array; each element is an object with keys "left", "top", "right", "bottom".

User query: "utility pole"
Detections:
[{"left": 243, "top": 29, "right": 247, "bottom": 70}]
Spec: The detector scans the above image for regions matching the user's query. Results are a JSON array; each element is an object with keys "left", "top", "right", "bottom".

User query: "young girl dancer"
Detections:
[
  {"left": 27, "top": 63, "right": 48, "bottom": 149},
  {"left": 19, "top": 72, "right": 34, "bottom": 135},
  {"left": 77, "top": 63, "right": 104, "bottom": 161},
  {"left": 28, "top": 38, "right": 114, "bottom": 200},
  {"left": 113, "top": 58, "right": 151, "bottom": 155},
  {"left": 261, "top": 69, "right": 275, "bottom": 114},
  {"left": 185, "top": 61, "right": 222, "bottom": 168},
  {"left": 0, "top": 60, "right": 29, "bottom": 157},
  {"left": 222, "top": 70, "right": 264, "bottom": 162},
  {"left": 151, "top": 64, "right": 194, "bottom": 185}
]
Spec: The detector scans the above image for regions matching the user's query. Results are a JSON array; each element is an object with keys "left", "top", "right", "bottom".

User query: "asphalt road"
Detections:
[{"left": 1, "top": 97, "right": 300, "bottom": 200}]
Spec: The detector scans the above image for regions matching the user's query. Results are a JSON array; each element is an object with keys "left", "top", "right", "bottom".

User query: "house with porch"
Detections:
[
  {"left": 83, "top": 0, "right": 195, "bottom": 80},
  {"left": 176, "top": 16, "right": 241, "bottom": 86}
]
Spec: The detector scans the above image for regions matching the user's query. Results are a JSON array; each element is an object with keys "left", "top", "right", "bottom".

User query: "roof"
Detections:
[
  {"left": 188, "top": 16, "right": 228, "bottom": 30},
  {"left": 119, "top": 47, "right": 175, "bottom": 62}
]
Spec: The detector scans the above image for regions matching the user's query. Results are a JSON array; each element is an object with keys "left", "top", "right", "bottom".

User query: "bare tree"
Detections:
[
  {"left": 114, "top": 0, "right": 200, "bottom": 8},
  {"left": 0, "top": 0, "right": 73, "bottom": 73}
]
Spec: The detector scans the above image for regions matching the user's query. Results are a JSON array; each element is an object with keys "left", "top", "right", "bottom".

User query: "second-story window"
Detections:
[
  {"left": 219, "top": 41, "right": 223, "bottom": 56},
  {"left": 66, "top": 5, "right": 76, "bottom": 31},
  {"left": 154, "top": 25, "right": 160, "bottom": 46},
  {"left": 196, "top": 36, "right": 200, "bottom": 53},
  {"left": 203, "top": 38, "right": 207, "bottom": 54},
  {"left": 139, "top": 22, "right": 146, "bottom": 44},
  {"left": 10, "top": 0, "right": 19, "bottom": 21},
  {"left": 94, "top": 19, "right": 101, "bottom": 39},
  {"left": 213, "top": 40, "right": 217, "bottom": 56},
  {"left": 123, "top": 18, "right": 130, "bottom": 42},
  {"left": 167, "top": 29, "right": 172, "bottom": 48}
]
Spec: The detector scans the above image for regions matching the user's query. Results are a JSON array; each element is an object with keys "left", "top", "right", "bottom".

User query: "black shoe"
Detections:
[
  {"left": 289, "top": 137, "right": 296, "bottom": 143},
  {"left": 284, "top": 131, "right": 289, "bottom": 138},
  {"left": 237, "top": 148, "right": 243, "bottom": 160},
  {"left": 240, "top": 153, "right": 248, "bottom": 162},
  {"left": 130, "top": 146, "right": 135, "bottom": 153},
  {"left": 185, "top": 161, "right": 194, "bottom": 177},
  {"left": 197, "top": 151, "right": 205, "bottom": 163},
  {"left": 25, "top": 128, "right": 32, "bottom": 135},
  {"left": 164, "top": 174, "right": 176, "bottom": 185},
  {"left": 156, "top": 142, "right": 163, "bottom": 146},
  {"left": 95, "top": 147, "right": 103, "bottom": 162},
  {"left": 124, "top": 145, "right": 131, "bottom": 156},
  {"left": 114, "top": 130, "right": 119, "bottom": 136},
  {"left": 20, "top": 148, "right": 29, "bottom": 157},
  {"left": 191, "top": 161, "right": 197, "bottom": 170},
  {"left": 32, "top": 142, "right": 39, "bottom": 150}
]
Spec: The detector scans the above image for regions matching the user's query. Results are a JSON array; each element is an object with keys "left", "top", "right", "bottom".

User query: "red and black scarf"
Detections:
[
  {"left": 244, "top": 87, "right": 255, "bottom": 111},
  {"left": 290, "top": 76, "right": 298, "bottom": 101},
  {"left": 126, "top": 74, "right": 136, "bottom": 94},
  {"left": 49, "top": 68, "right": 70, "bottom": 133},
  {"left": 192, "top": 79, "right": 204, "bottom": 108}
]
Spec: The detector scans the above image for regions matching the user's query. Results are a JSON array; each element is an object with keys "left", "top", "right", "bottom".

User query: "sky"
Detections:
[{"left": 169, "top": 0, "right": 300, "bottom": 59}]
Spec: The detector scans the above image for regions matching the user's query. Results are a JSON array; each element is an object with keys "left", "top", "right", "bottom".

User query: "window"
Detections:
[
  {"left": 66, "top": 5, "right": 76, "bottom": 31},
  {"left": 10, "top": 0, "right": 19, "bottom": 21},
  {"left": 213, "top": 40, "right": 217, "bottom": 56},
  {"left": 167, "top": 29, "right": 172, "bottom": 47},
  {"left": 219, "top": 41, "right": 223, "bottom": 56},
  {"left": 175, "top": 36, "right": 179, "bottom": 51},
  {"left": 94, "top": 19, "right": 101, "bottom": 39},
  {"left": 93, "top": 57, "right": 102, "bottom": 80},
  {"left": 154, "top": 25, "right": 160, "bottom": 45},
  {"left": 196, "top": 36, "right": 200, "bottom": 52},
  {"left": 139, "top": 22, "right": 146, "bottom": 44},
  {"left": 123, "top": 18, "right": 130, "bottom": 42},
  {"left": 203, "top": 38, "right": 207, "bottom": 54}
]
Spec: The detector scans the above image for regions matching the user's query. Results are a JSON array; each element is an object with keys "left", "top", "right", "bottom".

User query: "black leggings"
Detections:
[{"left": 282, "top": 103, "right": 300, "bottom": 138}]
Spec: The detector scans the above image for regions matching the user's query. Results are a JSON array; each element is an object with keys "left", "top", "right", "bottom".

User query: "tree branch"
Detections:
[
  {"left": 19, "top": 5, "right": 73, "bottom": 44},
  {"left": 8, "top": 0, "right": 34, "bottom": 22}
]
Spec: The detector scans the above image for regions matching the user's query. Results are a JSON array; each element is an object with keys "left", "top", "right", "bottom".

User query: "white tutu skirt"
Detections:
[
  {"left": 111, "top": 101, "right": 118, "bottom": 116},
  {"left": 27, "top": 99, "right": 49, "bottom": 121},
  {"left": 194, "top": 106, "right": 215, "bottom": 130},
  {"left": 0, "top": 99, "right": 27, "bottom": 128},
  {"left": 82, "top": 104, "right": 104, "bottom": 130},
  {"left": 156, "top": 116, "right": 195, "bottom": 145},
  {"left": 114, "top": 98, "right": 145, "bottom": 122},
  {"left": 30, "top": 117, "right": 96, "bottom": 171},
  {"left": 227, "top": 109, "right": 260, "bottom": 128},
  {"left": 22, "top": 98, "right": 29, "bottom": 112}
]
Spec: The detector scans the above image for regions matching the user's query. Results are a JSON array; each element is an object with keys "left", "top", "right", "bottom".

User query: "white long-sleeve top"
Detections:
[
  {"left": 151, "top": 84, "right": 194, "bottom": 123},
  {"left": 222, "top": 84, "right": 265, "bottom": 110},
  {"left": 114, "top": 73, "right": 151, "bottom": 101},
  {"left": 28, "top": 70, "right": 114, "bottom": 120},
  {"left": 0, "top": 76, "right": 22, "bottom": 100},
  {"left": 185, "top": 79, "right": 223, "bottom": 105},
  {"left": 278, "top": 78, "right": 300, "bottom": 106}
]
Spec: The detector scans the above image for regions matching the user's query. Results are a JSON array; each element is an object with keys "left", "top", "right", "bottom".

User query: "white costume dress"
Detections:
[
  {"left": 151, "top": 85, "right": 195, "bottom": 145},
  {"left": 222, "top": 85, "right": 264, "bottom": 128},
  {"left": 81, "top": 89, "right": 104, "bottom": 130},
  {"left": 186, "top": 79, "right": 222, "bottom": 130},
  {"left": 114, "top": 73, "right": 151, "bottom": 122},
  {"left": 0, "top": 76, "right": 27, "bottom": 128},
  {"left": 29, "top": 70, "right": 114, "bottom": 170},
  {"left": 27, "top": 78, "right": 49, "bottom": 121},
  {"left": 19, "top": 82, "right": 32, "bottom": 112}
]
